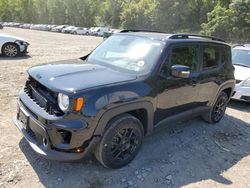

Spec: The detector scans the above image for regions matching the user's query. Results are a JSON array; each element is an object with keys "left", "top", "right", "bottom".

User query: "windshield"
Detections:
[
  {"left": 232, "top": 48, "right": 250, "bottom": 67},
  {"left": 87, "top": 35, "right": 165, "bottom": 74}
]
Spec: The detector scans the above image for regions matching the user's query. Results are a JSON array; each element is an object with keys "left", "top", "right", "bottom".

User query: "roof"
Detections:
[{"left": 116, "top": 30, "right": 227, "bottom": 44}]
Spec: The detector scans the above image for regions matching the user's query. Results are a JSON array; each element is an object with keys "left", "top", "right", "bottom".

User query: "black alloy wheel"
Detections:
[
  {"left": 212, "top": 92, "right": 228, "bottom": 122},
  {"left": 95, "top": 114, "right": 144, "bottom": 169}
]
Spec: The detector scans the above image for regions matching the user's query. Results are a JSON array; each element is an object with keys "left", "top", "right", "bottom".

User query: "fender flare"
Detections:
[
  {"left": 93, "top": 101, "right": 154, "bottom": 136},
  {"left": 210, "top": 80, "right": 235, "bottom": 107}
]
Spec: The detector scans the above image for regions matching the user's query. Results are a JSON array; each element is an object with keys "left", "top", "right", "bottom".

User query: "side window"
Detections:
[
  {"left": 221, "top": 46, "right": 227, "bottom": 63},
  {"left": 170, "top": 45, "right": 198, "bottom": 72},
  {"left": 202, "top": 45, "right": 220, "bottom": 69}
]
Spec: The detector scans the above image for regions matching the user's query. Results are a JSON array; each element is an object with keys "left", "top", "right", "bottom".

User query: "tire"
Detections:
[
  {"left": 202, "top": 91, "right": 229, "bottom": 123},
  {"left": 95, "top": 113, "right": 144, "bottom": 169},
  {"left": 2, "top": 43, "right": 20, "bottom": 57},
  {"left": 73, "top": 31, "right": 77, "bottom": 34}
]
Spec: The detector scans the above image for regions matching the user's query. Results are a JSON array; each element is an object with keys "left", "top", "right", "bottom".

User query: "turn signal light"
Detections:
[
  {"left": 76, "top": 148, "right": 81, "bottom": 153},
  {"left": 75, "top": 97, "right": 84, "bottom": 111}
]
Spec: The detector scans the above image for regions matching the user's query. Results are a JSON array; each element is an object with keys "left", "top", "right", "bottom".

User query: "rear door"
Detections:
[{"left": 196, "top": 43, "right": 225, "bottom": 106}]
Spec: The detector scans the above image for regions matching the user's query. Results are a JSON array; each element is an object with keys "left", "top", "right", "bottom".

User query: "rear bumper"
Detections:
[{"left": 231, "top": 84, "right": 250, "bottom": 102}]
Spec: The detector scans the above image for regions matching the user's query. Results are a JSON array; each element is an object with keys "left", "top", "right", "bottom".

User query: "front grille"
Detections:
[
  {"left": 236, "top": 79, "right": 242, "bottom": 84},
  {"left": 26, "top": 128, "right": 36, "bottom": 141},
  {"left": 24, "top": 76, "right": 64, "bottom": 116}
]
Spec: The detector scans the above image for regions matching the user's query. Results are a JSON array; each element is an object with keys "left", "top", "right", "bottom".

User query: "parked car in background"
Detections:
[
  {"left": 30, "top": 24, "right": 37, "bottom": 30},
  {"left": 92, "top": 27, "right": 109, "bottom": 36},
  {"left": 103, "top": 29, "right": 121, "bottom": 40},
  {"left": 62, "top": 26, "right": 75, "bottom": 33},
  {"left": 48, "top": 25, "right": 57, "bottom": 31},
  {"left": 7, "top": 22, "right": 21, "bottom": 27},
  {"left": 13, "top": 31, "right": 234, "bottom": 168},
  {"left": 71, "top": 27, "right": 89, "bottom": 35},
  {"left": 231, "top": 44, "right": 250, "bottom": 102},
  {"left": 0, "top": 34, "right": 29, "bottom": 57},
  {"left": 88, "top": 27, "right": 95, "bottom": 34},
  {"left": 52, "top": 25, "right": 69, "bottom": 32},
  {"left": 40, "top": 24, "right": 50, "bottom": 31},
  {"left": 20, "top": 24, "right": 31, "bottom": 29}
]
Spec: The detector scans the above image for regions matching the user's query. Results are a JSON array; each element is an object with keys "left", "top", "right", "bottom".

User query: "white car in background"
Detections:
[
  {"left": 92, "top": 27, "right": 109, "bottom": 36},
  {"left": 62, "top": 26, "right": 75, "bottom": 33},
  {"left": 0, "top": 34, "right": 29, "bottom": 57},
  {"left": 52, "top": 25, "right": 69, "bottom": 32},
  {"left": 71, "top": 27, "right": 89, "bottom": 35},
  {"left": 231, "top": 45, "right": 250, "bottom": 102}
]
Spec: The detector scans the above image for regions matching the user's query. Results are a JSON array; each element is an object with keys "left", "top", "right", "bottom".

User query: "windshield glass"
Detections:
[
  {"left": 232, "top": 48, "right": 250, "bottom": 67},
  {"left": 87, "top": 35, "right": 165, "bottom": 74}
]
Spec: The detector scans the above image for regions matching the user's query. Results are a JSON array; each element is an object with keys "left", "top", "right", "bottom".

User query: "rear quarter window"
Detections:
[{"left": 202, "top": 45, "right": 220, "bottom": 70}]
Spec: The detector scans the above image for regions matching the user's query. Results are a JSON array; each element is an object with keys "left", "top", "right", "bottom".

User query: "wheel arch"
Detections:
[
  {"left": 222, "top": 87, "right": 233, "bottom": 99},
  {"left": 93, "top": 101, "right": 154, "bottom": 137},
  {"left": 211, "top": 80, "right": 235, "bottom": 106}
]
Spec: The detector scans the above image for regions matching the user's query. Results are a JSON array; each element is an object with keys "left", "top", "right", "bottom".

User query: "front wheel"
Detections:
[
  {"left": 202, "top": 91, "right": 229, "bottom": 123},
  {"left": 2, "top": 43, "right": 20, "bottom": 57},
  {"left": 95, "top": 114, "right": 144, "bottom": 169}
]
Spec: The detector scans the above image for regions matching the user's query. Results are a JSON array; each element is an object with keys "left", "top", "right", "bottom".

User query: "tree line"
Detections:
[{"left": 0, "top": 0, "right": 249, "bottom": 42}]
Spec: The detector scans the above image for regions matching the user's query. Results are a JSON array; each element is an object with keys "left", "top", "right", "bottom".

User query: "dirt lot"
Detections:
[{"left": 0, "top": 27, "right": 250, "bottom": 188}]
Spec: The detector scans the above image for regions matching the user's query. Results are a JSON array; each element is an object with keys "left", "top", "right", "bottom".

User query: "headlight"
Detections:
[
  {"left": 58, "top": 93, "right": 69, "bottom": 112},
  {"left": 242, "top": 78, "right": 250, "bottom": 87}
]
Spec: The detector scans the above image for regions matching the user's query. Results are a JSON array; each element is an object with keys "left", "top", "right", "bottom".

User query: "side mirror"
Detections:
[{"left": 171, "top": 65, "right": 190, "bottom": 78}]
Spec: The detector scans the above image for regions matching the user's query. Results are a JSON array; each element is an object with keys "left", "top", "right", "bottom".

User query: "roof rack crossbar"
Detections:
[
  {"left": 120, "top": 29, "right": 165, "bottom": 34},
  {"left": 169, "top": 33, "right": 225, "bottom": 42}
]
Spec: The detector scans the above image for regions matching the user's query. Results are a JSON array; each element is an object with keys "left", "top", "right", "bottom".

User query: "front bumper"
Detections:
[
  {"left": 231, "top": 83, "right": 250, "bottom": 102},
  {"left": 13, "top": 91, "right": 100, "bottom": 161},
  {"left": 19, "top": 44, "right": 29, "bottom": 53},
  {"left": 16, "top": 41, "right": 29, "bottom": 53}
]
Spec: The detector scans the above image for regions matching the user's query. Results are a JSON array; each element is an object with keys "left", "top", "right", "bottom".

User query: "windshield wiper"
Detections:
[{"left": 233, "top": 63, "right": 250, "bottom": 68}]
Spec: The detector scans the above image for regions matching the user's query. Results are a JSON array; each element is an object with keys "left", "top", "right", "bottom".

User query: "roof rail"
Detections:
[
  {"left": 120, "top": 29, "right": 166, "bottom": 34},
  {"left": 169, "top": 33, "right": 225, "bottom": 42}
]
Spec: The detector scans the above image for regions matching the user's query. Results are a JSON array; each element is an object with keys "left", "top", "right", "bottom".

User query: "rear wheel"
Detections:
[
  {"left": 2, "top": 43, "right": 20, "bottom": 57},
  {"left": 202, "top": 91, "right": 229, "bottom": 123},
  {"left": 95, "top": 114, "right": 144, "bottom": 169}
]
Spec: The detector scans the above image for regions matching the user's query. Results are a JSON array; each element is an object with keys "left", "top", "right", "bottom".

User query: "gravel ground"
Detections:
[{"left": 0, "top": 27, "right": 250, "bottom": 188}]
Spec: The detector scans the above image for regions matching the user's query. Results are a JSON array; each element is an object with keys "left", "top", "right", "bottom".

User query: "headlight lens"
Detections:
[
  {"left": 242, "top": 78, "right": 250, "bottom": 87},
  {"left": 58, "top": 93, "right": 69, "bottom": 112}
]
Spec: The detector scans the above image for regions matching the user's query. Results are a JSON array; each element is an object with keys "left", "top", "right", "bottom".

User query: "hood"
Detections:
[
  {"left": 0, "top": 34, "right": 25, "bottom": 41},
  {"left": 28, "top": 59, "right": 137, "bottom": 94},
  {"left": 234, "top": 65, "right": 250, "bottom": 81}
]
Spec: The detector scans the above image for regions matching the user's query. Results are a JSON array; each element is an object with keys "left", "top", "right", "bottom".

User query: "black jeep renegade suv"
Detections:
[{"left": 14, "top": 31, "right": 235, "bottom": 168}]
